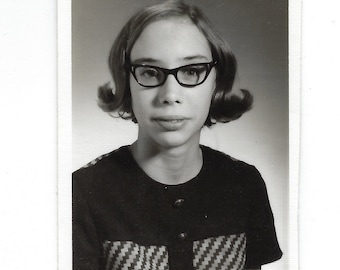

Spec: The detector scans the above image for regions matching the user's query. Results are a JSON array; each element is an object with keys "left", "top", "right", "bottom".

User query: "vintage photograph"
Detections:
[
  {"left": 5, "top": 0, "right": 340, "bottom": 269},
  {"left": 72, "top": 0, "right": 289, "bottom": 269}
]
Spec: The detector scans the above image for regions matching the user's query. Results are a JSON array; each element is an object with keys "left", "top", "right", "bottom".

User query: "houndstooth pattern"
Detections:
[
  {"left": 82, "top": 153, "right": 110, "bottom": 168},
  {"left": 193, "top": 233, "right": 246, "bottom": 270},
  {"left": 103, "top": 241, "right": 169, "bottom": 270}
]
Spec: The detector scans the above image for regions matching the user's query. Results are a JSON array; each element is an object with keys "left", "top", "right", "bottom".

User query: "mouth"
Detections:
[{"left": 152, "top": 116, "right": 189, "bottom": 131}]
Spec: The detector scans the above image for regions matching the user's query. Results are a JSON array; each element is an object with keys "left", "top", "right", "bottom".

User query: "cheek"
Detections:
[
  {"left": 130, "top": 93, "right": 145, "bottom": 117},
  {"left": 130, "top": 79, "right": 144, "bottom": 109},
  {"left": 196, "top": 80, "right": 216, "bottom": 108},
  {"left": 193, "top": 80, "right": 215, "bottom": 122},
  {"left": 130, "top": 83, "right": 155, "bottom": 119}
]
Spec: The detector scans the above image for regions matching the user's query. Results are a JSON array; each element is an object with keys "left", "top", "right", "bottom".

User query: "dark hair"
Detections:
[{"left": 98, "top": 0, "right": 253, "bottom": 126}]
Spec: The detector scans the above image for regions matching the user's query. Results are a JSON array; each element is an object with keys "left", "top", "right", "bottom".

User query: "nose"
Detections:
[{"left": 157, "top": 75, "right": 183, "bottom": 105}]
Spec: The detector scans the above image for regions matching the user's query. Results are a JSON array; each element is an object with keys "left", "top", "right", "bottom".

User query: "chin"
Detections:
[{"left": 152, "top": 132, "right": 199, "bottom": 149}]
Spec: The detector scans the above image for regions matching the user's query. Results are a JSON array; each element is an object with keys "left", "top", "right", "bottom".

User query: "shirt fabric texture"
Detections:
[{"left": 73, "top": 145, "right": 282, "bottom": 270}]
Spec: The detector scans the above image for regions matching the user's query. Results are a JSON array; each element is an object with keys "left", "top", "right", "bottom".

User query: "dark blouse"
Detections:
[{"left": 73, "top": 145, "right": 282, "bottom": 270}]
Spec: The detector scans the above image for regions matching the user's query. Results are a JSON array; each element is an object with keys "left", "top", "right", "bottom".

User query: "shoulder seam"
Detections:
[{"left": 81, "top": 152, "right": 111, "bottom": 169}]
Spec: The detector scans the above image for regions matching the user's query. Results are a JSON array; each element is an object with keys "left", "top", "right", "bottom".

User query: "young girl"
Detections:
[{"left": 73, "top": 1, "right": 282, "bottom": 269}]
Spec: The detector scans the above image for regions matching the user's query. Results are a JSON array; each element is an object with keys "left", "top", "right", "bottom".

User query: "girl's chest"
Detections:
[{"left": 92, "top": 179, "right": 251, "bottom": 244}]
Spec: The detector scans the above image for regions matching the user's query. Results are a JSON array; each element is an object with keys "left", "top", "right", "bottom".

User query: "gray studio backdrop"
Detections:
[{"left": 72, "top": 1, "right": 288, "bottom": 269}]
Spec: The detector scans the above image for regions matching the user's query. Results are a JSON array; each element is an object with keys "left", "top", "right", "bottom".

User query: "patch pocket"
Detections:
[
  {"left": 102, "top": 240, "right": 169, "bottom": 270},
  {"left": 193, "top": 233, "right": 246, "bottom": 270}
]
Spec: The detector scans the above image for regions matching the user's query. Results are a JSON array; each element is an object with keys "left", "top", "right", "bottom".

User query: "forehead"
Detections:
[{"left": 130, "top": 17, "right": 212, "bottom": 65}]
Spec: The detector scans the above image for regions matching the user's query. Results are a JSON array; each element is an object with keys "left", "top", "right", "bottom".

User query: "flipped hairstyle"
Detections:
[{"left": 98, "top": 0, "right": 253, "bottom": 126}]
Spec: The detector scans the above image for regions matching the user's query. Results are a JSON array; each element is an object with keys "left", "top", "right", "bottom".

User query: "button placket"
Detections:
[
  {"left": 172, "top": 198, "right": 187, "bottom": 241},
  {"left": 165, "top": 187, "right": 189, "bottom": 243}
]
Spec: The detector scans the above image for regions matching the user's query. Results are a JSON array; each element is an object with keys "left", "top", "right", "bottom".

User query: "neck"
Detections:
[{"left": 130, "top": 140, "right": 203, "bottom": 185}]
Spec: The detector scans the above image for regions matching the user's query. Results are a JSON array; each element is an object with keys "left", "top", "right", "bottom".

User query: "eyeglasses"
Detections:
[{"left": 130, "top": 61, "right": 217, "bottom": 88}]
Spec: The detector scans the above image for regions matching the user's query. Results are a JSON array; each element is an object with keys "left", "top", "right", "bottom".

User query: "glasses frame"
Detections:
[{"left": 129, "top": 61, "right": 217, "bottom": 88}]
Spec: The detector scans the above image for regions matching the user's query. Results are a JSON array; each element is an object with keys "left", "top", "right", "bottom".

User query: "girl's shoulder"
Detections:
[
  {"left": 72, "top": 145, "right": 139, "bottom": 200},
  {"left": 201, "top": 144, "right": 255, "bottom": 170},
  {"left": 72, "top": 145, "right": 131, "bottom": 182},
  {"left": 201, "top": 145, "right": 264, "bottom": 186}
]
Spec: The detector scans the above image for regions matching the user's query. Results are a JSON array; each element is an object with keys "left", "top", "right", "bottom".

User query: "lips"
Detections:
[{"left": 152, "top": 116, "right": 189, "bottom": 131}]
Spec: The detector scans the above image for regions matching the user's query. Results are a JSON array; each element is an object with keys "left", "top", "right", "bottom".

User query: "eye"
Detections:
[
  {"left": 180, "top": 65, "right": 206, "bottom": 77},
  {"left": 138, "top": 67, "right": 160, "bottom": 79}
]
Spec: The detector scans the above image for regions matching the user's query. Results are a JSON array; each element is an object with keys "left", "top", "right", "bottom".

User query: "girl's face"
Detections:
[{"left": 129, "top": 17, "right": 216, "bottom": 149}]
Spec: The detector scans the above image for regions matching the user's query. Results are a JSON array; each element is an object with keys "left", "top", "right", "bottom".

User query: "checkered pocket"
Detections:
[
  {"left": 193, "top": 233, "right": 246, "bottom": 270},
  {"left": 103, "top": 240, "right": 169, "bottom": 270}
]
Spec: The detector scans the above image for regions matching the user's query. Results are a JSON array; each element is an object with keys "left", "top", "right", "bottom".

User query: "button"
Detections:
[
  {"left": 178, "top": 232, "right": 188, "bottom": 241},
  {"left": 173, "top": 198, "right": 184, "bottom": 208}
]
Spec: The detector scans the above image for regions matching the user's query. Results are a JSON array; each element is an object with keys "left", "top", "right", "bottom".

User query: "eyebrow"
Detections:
[
  {"left": 182, "top": 55, "right": 209, "bottom": 61},
  {"left": 131, "top": 55, "right": 210, "bottom": 65},
  {"left": 131, "top": 58, "right": 159, "bottom": 65}
]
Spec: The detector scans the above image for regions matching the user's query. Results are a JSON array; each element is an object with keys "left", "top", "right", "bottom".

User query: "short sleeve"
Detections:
[
  {"left": 72, "top": 171, "right": 102, "bottom": 270},
  {"left": 245, "top": 166, "right": 283, "bottom": 268}
]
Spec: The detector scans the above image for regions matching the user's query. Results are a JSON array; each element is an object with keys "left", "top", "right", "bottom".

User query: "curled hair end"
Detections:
[
  {"left": 208, "top": 88, "right": 254, "bottom": 126},
  {"left": 97, "top": 82, "right": 137, "bottom": 123},
  {"left": 97, "top": 82, "right": 117, "bottom": 112}
]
